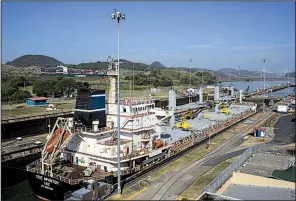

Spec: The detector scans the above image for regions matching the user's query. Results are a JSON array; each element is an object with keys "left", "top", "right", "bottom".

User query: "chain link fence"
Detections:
[{"left": 204, "top": 143, "right": 294, "bottom": 193}]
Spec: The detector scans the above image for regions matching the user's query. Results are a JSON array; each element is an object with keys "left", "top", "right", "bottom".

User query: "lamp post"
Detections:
[
  {"left": 189, "top": 58, "right": 192, "bottom": 103},
  {"left": 111, "top": 9, "right": 126, "bottom": 194},
  {"left": 238, "top": 66, "right": 240, "bottom": 82},
  {"left": 262, "top": 59, "right": 266, "bottom": 112}
]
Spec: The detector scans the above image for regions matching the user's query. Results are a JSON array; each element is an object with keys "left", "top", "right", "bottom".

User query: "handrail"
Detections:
[{"left": 120, "top": 99, "right": 155, "bottom": 106}]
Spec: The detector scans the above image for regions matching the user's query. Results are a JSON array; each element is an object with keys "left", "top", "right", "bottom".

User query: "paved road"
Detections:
[{"left": 273, "top": 115, "right": 295, "bottom": 144}]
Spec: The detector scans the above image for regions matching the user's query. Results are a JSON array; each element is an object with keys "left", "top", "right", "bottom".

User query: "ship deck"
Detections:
[
  {"left": 31, "top": 161, "right": 110, "bottom": 180},
  {"left": 159, "top": 104, "right": 253, "bottom": 143}
]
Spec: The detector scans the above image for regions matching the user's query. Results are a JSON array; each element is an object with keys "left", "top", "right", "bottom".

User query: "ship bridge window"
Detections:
[{"left": 123, "top": 107, "right": 127, "bottom": 113}]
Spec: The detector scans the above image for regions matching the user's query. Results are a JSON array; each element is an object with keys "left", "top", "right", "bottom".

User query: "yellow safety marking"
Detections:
[
  {"left": 126, "top": 187, "right": 147, "bottom": 200},
  {"left": 177, "top": 195, "right": 195, "bottom": 200}
]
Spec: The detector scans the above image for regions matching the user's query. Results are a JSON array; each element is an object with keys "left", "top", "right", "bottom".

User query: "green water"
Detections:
[{"left": 1, "top": 180, "right": 38, "bottom": 201}]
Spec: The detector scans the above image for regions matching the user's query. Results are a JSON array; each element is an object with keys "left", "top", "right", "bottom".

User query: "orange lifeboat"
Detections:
[{"left": 46, "top": 128, "right": 70, "bottom": 153}]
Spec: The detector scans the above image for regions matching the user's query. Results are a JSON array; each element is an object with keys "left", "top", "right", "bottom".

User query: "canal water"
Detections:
[
  {"left": 221, "top": 80, "right": 291, "bottom": 93},
  {"left": 1, "top": 80, "right": 294, "bottom": 201}
]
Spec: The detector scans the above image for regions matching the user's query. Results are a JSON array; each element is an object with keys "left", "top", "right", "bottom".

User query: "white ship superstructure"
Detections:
[{"left": 61, "top": 57, "right": 170, "bottom": 173}]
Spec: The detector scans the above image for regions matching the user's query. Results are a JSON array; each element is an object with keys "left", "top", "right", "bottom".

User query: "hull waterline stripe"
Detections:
[
  {"left": 75, "top": 108, "right": 106, "bottom": 112},
  {"left": 91, "top": 94, "right": 106, "bottom": 97}
]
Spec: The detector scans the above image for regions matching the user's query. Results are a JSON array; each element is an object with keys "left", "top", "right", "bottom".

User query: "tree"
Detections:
[
  {"left": 10, "top": 76, "right": 30, "bottom": 87},
  {"left": 33, "top": 81, "right": 49, "bottom": 97},
  {"left": 1, "top": 85, "right": 19, "bottom": 102},
  {"left": 55, "top": 78, "right": 77, "bottom": 97},
  {"left": 9, "top": 90, "right": 31, "bottom": 102}
]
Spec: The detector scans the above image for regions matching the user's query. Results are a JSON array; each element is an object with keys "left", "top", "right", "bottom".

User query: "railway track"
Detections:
[{"left": 107, "top": 108, "right": 274, "bottom": 198}]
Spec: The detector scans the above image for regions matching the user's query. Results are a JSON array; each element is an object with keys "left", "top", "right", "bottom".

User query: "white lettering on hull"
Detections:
[{"left": 36, "top": 174, "right": 59, "bottom": 190}]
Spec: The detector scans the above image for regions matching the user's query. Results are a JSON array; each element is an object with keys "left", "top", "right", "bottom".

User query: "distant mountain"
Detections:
[
  {"left": 6, "top": 54, "right": 285, "bottom": 79},
  {"left": 150, "top": 61, "right": 165, "bottom": 68},
  {"left": 6, "top": 54, "right": 64, "bottom": 67},
  {"left": 67, "top": 59, "right": 153, "bottom": 71}
]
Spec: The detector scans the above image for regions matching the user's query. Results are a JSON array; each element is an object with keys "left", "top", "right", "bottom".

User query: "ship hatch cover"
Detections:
[{"left": 160, "top": 134, "right": 171, "bottom": 139}]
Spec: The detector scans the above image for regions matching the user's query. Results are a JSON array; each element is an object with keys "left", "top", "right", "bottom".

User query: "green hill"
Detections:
[
  {"left": 66, "top": 59, "right": 168, "bottom": 72},
  {"left": 6, "top": 54, "right": 64, "bottom": 67}
]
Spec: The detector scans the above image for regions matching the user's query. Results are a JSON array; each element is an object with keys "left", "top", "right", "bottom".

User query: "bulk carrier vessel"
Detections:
[{"left": 26, "top": 57, "right": 257, "bottom": 200}]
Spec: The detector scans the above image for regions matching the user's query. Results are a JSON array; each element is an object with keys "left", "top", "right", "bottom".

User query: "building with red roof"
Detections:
[{"left": 26, "top": 97, "right": 48, "bottom": 106}]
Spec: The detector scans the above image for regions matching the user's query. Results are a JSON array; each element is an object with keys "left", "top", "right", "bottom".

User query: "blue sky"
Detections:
[{"left": 2, "top": 2, "right": 295, "bottom": 73}]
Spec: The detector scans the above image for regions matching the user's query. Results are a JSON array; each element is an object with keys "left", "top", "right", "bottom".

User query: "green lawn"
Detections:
[
  {"left": 1, "top": 102, "right": 74, "bottom": 120},
  {"left": 180, "top": 158, "right": 235, "bottom": 200}
]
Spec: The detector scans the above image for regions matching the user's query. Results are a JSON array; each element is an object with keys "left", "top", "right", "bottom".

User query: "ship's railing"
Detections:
[
  {"left": 72, "top": 127, "right": 115, "bottom": 135},
  {"left": 26, "top": 158, "right": 42, "bottom": 170},
  {"left": 121, "top": 125, "right": 155, "bottom": 132},
  {"left": 121, "top": 112, "right": 156, "bottom": 119},
  {"left": 120, "top": 99, "right": 155, "bottom": 106},
  {"left": 96, "top": 139, "right": 132, "bottom": 146},
  {"left": 176, "top": 108, "right": 255, "bottom": 144},
  {"left": 64, "top": 149, "right": 150, "bottom": 162}
]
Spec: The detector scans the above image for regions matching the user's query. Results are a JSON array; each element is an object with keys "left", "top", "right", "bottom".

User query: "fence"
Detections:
[{"left": 204, "top": 143, "right": 295, "bottom": 193}]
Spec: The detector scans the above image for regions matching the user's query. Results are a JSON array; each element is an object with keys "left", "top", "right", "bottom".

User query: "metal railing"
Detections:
[
  {"left": 64, "top": 149, "right": 150, "bottom": 162},
  {"left": 204, "top": 143, "right": 294, "bottom": 193},
  {"left": 26, "top": 159, "right": 103, "bottom": 185},
  {"left": 77, "top": 127, "right": 115, "bottom": 135}
]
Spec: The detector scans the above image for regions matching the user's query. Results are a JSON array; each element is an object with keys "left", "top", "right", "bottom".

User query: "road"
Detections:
[{"left": 131, "top": 110, "right": 274, "bottom": 200}]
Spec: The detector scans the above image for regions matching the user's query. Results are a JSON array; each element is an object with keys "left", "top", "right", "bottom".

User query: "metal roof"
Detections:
[
  {"left": 30, "top": 97, "right": 48, "bottom": 101},
  {"left": 222, "top": 184, "right": 295, "bottom": 200},
  {"left": 253, "top": 127, "right": 265, "bottom": 131}
]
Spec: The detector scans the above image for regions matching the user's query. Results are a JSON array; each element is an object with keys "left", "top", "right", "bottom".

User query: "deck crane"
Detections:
[{"left": 176, "top": 116, "right": 190, "bottom": 131}]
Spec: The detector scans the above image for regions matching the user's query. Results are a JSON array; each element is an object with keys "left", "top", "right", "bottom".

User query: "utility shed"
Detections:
[
  {"left": 26, "top": 97, "right": 48, "bottom": 106},
  {"left": 253, "top": 127, "right": 265, "bottom": 138}
]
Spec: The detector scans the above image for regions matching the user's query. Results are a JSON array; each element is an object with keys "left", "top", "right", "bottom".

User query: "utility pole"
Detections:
[
  {"left": 238, "top": 66, "right": 240, "bottom": 82},
  {"left": 133, "top": 62, "right": 135, "bottom": 96},
  {"left": 263, "top": 59, "right": 266, "bottom": 91},
  {"left": 262, "top": 59, "right": 266, "bottom": 112},
  {"left": 189, "top": 58, "right": 192, "bottom": 103},
  {"left": 111, "top": 9, "right": 126, "bottom": 195}
]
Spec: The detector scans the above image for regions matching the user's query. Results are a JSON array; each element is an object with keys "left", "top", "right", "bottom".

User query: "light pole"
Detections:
[
  {"left": 262, "top": 59, "right": 266, "bottom": 111},
  {"left": 111, "top": 9, "right": 126, "bottom": 194},
  {"left": 189, "top": 58, "right": 192, "bottom": 103},
  {"left": 263, "top": 59, "right": 266, "bottom": 91},
  {"left": 133, "top": 62, "right": 135, "bottom": 96},
  {"left": 238, "top": 66, "right": 240, "bottom": 82}
]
